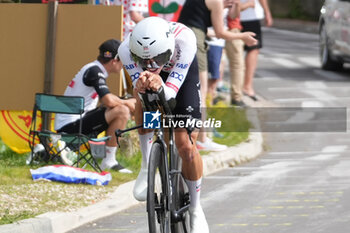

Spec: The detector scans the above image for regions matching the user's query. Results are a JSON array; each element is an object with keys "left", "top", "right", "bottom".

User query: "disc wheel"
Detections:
[{"left": 147, "top": 142, "right": 171, "bottom": 233}]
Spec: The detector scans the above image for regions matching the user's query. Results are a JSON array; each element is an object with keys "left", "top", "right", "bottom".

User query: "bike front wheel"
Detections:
[
  {"left": 147, "top": 142, "right": 171, "bottom": 233},
  {"left": 171, "top": 154, "right": 190, "bottom": 233}
]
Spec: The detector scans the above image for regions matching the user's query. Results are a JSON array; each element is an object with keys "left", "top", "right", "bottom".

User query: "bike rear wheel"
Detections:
[{"left": 147, "top": 142, "right": 171, "bottom": 233}]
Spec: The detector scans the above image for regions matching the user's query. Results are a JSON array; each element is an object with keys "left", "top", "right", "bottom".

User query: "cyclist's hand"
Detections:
[
  {"left": 139, "top": 71, "right": 162, "bottom": 92},
  {"left": 135, "top": 74, "right": 148, "bottom": 93},
  {"left": 242, "top": 31, "right": 257, "bottom": 47},
  {"left": 147, "top": 74, "right": 162, "bottom": 92}
]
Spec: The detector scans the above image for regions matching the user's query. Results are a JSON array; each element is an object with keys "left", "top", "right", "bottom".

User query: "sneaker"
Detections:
[
  {"left": 133, "top": 168, "right": 148, "bottom": 201},
  {"left": 216, "top": 85, "right": 229, "bottom": 93},
  {"left": 189, "top": 206, "right": 209, "bottom": 233},
  {"left": 213, "top": 96, "right": 226, "bottom": 105},
  {"left": 196, "top": 137, "right": 228, "bottom": 151},
  {"left": 213, "top": 129, "right": 224, "bottom": 138},
  {"left": 231, "top": 99, "right": 246, "bottom": 107},
  {"left": 101, "top": 161, "right": 132, "bottom": 174}
]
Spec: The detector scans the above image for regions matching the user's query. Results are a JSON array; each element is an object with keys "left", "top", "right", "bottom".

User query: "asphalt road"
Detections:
[{"left": 67, "top": 27, "right": 350, "bottom": 233}]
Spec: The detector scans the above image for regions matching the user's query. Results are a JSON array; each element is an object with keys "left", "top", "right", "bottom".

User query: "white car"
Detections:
[{"left": 319, "top": 0, "right": 350, "bottom": 70}]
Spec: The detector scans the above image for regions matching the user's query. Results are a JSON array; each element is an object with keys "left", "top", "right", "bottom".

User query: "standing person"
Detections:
[
  {"left": 178, "top": 0, "right": 257, "bottom": 151},
  {"left": 54, "top": 39, "right": 136, "bottom": 173},
  {"left": 97, "top": 0, "right": 148, "bottom": 39},
  {"left": 112, "top": 0, "right": 148, "bottom": 40},
  {"left": 240, "top": 0, "right": 273, "bottom": 100},
  {"left": 225, "top": 0, "right": 255, "bottom": 106},
  {"left": 206, "top": 28, "right": 226, "bottom": 107},
  {"left": 118, "top": 16, "right": 209, "bottom": 233}
]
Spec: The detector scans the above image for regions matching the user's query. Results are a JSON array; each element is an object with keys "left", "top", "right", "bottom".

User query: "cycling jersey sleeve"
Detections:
[
  {"left": 163, "top": 24, "right": 197, "bottom": 99},
  {"left": 82, "top": 66, "right": 110, "bottom": 98},
  {"left": 118, "top": 38, "right": 144, "bottom": 87}
]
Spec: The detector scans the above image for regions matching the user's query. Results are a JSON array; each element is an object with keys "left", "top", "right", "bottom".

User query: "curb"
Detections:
[{"left": 203, "top": 132, "right": 263, "bottom": 177}]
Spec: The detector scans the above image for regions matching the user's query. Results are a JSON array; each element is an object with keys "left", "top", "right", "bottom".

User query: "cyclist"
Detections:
[{"left": 118, "top": 17, "right": 209, "bottom": 233}]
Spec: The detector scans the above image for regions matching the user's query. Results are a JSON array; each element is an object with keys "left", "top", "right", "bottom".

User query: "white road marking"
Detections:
[
  {"left": 307, "top": 153, "right": 341, "bottom": 161},
  {"left": 270, "top": 57, "right": 302, "bottom": 69},
  {"left": 298, "top": 57, "right": 320, "bottom": 67},
  {"left": 322, "top": 145, "right": 348, "bottom": 153}
]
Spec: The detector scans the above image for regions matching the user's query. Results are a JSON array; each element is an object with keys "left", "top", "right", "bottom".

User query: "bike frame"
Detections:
[{"left": 115, "top": 87, "right": 190, "bottom": 232}]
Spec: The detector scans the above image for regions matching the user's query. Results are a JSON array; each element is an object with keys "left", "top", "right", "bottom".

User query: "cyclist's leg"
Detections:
[
  {"left": 175, "top": 129, "right": 209, "bottom": 233},
  {"left": 172, "top": 56, "right": 209, "bottom": 233},
  {"left": 133, "top": 89, "right": 154, "bottom": 201}
]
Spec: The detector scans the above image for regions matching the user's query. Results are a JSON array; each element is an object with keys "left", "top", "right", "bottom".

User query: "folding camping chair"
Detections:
[{"left": 28, "top": 93, "right": 110, "bottom": 172}]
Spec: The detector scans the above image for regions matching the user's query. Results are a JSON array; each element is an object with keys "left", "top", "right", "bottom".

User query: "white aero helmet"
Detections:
[{"left": 129, "top": 17, "right": 175, "bottom": 68}]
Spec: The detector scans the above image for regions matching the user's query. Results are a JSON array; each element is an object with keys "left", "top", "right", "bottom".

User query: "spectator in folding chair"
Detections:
[{"left": 54, "top": 39, "right": 136, "bottom": 173}]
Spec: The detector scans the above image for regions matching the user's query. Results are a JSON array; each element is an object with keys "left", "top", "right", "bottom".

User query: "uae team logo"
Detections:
[{"left": 143, "top": 110, "right": 161, "bottom": 129}]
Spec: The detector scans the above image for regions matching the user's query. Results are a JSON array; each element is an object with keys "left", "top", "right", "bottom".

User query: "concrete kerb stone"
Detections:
[
  {"left": 0, "top": 217, "right": 53, "bottom": 233},
  {"left": 203, "top": 132, "right": 263, "bottom": 176},
  {"left": 40, "top": 180, "right": 139, "bottom": 233}
]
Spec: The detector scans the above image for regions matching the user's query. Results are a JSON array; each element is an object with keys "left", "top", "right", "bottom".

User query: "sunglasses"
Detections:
[{"left": 131, "top": 50, "right": 172, "bottom": 69}]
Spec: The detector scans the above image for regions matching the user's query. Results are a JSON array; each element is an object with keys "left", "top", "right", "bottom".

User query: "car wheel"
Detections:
[{"left": 319, "top": 23, "right": 343, "bottom": 71}]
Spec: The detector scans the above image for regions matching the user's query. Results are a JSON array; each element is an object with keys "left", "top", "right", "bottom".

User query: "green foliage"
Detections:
[
  {"left": 287, "top": 0, "right": 318, "bottom": 21},
  {"left": 0, "top": 209, "right": 35, "bottom": 225}
]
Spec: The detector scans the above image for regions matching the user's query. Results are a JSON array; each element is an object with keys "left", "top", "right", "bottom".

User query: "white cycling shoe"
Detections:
[
  {"left": 189, "top": 206, "right": 209, "bottom": 233},
  {"left": 133, "top": 168, "right": 148, "bottom": 201}
]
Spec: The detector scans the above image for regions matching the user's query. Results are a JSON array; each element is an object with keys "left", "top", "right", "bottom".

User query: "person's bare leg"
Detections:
[
  {"left": 175, "top": 129, "right": 202, "bottom": 180},
  {"left": 175, "top": 128, "right": 208, "bottom": 233},
  {"left": 105, "top": 105, "right": 130, "bottom": 147},
  {"left": 197, "top": 71, "right": 207, "bottom": 143},
  {"left": 243, "top": 49, "right": 259, "bottom": 96},
  {"left": 101, "top": 105, "right": 132, "bottom": 172}
]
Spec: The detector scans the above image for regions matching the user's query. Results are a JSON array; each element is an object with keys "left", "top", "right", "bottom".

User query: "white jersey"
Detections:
[
  {"left": 118, "top": 21, "right": 197, "bottom": 100},
  {"left": 54, "top": 60, "right": 109, "bottom": 130},
  {"left": 240, "top": 0, "right": 264, "bottom": 21}
]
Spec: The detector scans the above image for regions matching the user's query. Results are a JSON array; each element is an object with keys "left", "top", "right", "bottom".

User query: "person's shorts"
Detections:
[
  {"left": 207, "top": 45, "right": 223, "bottom": 80},
  {"left": 160, "top": 56, "right": 201, "bottom": 123},
  {"left": 241, "top": 20, "right": 262, "bottom": 51},
  {"left": 57, "top": 107, "right": 108, "bottom": 136},
  {"left": 189, "top": 27, "right": 208, "bottom": 72}
]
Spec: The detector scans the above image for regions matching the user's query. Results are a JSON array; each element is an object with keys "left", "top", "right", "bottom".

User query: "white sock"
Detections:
[
  {"left": 139, "top": 132, "right": 154, "bottom": 169},
  {"left": 103, "top": 146, "right": 118, "bottom": 167},
  {"left": 185, "top": 178, "right": 202, "bottom": 209}
]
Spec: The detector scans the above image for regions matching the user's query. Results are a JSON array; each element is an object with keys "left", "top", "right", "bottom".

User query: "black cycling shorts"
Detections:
[
  {"left": 160, "top": 56, "right": 201, "bottom": 122},
  {"left": 57, "top": 107, "right": 108, "bottom": 137},
  {"left": 241, "top": 20, "right": 263, "bottom": 51}
]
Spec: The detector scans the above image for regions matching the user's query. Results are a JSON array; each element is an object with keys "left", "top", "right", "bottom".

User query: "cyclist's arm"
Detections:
[
  {"left": 118, "top": 38, "right": 144, "bottom": 87},
  {"left": 162, "top": 24, "right": 197, "bottom": 100}
]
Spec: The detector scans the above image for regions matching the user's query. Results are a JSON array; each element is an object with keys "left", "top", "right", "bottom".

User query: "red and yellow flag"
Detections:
[{"left": 0, "top": 110, "right": 54, "bottom": 154}]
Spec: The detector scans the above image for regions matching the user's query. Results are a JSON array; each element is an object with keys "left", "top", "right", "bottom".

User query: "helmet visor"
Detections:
[{"left": 131, "top": 49, "right": 172, "bottom": 69}]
